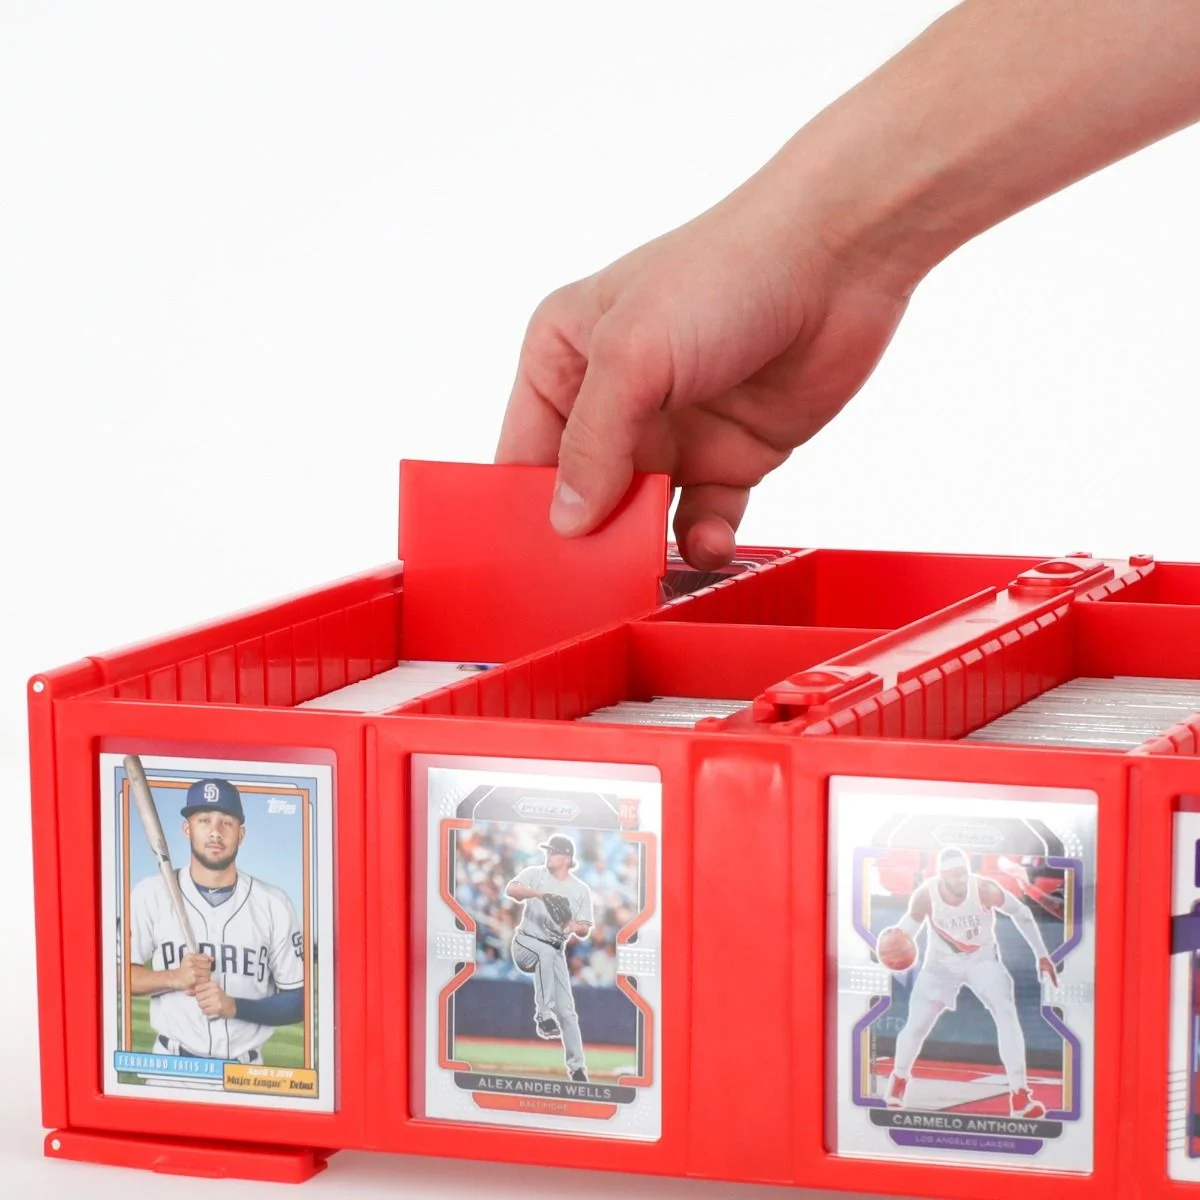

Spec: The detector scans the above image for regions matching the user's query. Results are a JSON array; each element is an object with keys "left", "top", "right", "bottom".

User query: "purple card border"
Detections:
[
  {"left": 847, "top": 846, "right": 1087, "bottom": 1121},
  {"left": 851, "top": 995, "right": 892, "bottom": 1109},
  {"left": 1040, "top": 1004, "right": 1083, "bottom": 1121}
]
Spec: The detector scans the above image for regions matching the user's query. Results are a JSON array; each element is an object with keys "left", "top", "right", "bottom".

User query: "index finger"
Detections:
[
  {"left": 495, "top": 289, "right": 590, "bottom": 466},
  {"left": 495, "top": 370, "right": 566, "bottom": 467}
]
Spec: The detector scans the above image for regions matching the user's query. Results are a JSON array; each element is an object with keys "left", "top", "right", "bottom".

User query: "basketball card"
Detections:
[{"left": 829, "top": 775, "right": 1098, "bottom": 1173}]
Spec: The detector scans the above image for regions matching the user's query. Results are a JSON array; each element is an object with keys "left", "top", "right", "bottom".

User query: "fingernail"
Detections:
[{"left": 550, "top": 480, "right": 586, "bottom": 534}]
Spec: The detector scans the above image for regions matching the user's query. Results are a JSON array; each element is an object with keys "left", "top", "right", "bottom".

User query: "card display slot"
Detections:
[
  {"left": 575, "top": 695, "right": 750, "bottom": 728},
  {"left": 654, "top": 549, "right": 1043, "bottom": 629},
  {"left": 297, "top": 660, "right": 498, "bottom": 712},
  {"left": 963, "top": 677, "right": 1200, "bottom": 752}
]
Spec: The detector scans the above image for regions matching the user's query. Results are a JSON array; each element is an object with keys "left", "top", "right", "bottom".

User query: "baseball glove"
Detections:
[{"left": 542, "top": 893, "right": 572, "bottom": 928}]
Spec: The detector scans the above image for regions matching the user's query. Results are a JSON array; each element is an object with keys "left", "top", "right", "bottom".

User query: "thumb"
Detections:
[{"left": 550, "top": 318, "right": 670, "bottom": 536}]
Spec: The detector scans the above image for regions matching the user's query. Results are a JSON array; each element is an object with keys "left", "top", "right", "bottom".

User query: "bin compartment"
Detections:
[
  {"left": 654, "top": 549, "right": 1044, "bottom": 630},
  {"left": 392, "top": 621, "right": 887, "bottom": 722}
]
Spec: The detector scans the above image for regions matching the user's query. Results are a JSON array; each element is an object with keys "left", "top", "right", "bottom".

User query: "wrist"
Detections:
[
  {"left": 764, "top": 107, "right": 966, "bottom": 302},
  {"left": 758, "top": 1, "right": 1060, "bottom": 298}
]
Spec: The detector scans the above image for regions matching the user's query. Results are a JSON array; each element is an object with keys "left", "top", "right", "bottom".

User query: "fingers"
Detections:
[
  {"left": 179, "top": 953, "right": 212, "bottom": 994},
  {"left": 672, "top": 482, "right": 750, "bottom": 569},
  {"left": 496, "top": 287, "right": 588, "bottom": 468},
  {"left": 495, "top": 376, "right": 565, "bottom": 467},
  {"left": 551, "top": 317, "right": 671, "bottom": 536},
  {"left": 194, "top": 980, "right": 223, "bottom": 1016},
  {"left": 499, "top": 284, "right": 771, "bottom": 545}
]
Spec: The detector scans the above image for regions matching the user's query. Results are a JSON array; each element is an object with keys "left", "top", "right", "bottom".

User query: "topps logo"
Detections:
[
  {"left": 933, "top": 824, "right": 1003, "bottom": 849},
  {"left": 267, "top": 798, "right": 298, "bottom": 816},
  {"left": 515, "top": 798, "right": 579, "bottom": 821}
]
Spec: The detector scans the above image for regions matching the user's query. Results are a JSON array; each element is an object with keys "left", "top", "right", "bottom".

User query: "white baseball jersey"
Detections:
[
  {"left": 130, "top": 868, "right": 303, "bottom": 1061},
  {"left": 512, "top": 866, "right": 594, "bottom": 945},
  {"left": 921, "top": 874, "right": 999, "bottom": 966}
]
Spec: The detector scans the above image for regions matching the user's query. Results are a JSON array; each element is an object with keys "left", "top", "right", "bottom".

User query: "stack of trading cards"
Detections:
[
  {"left": 298, "top": 660, "right": 496, "bottom": 712},
  {"left": 576, "top": 695, "right": 748, "bottom": 727},
  {"left": 658, "top": 546, "right": 787, "bottom": 601},
  {"left": 964, "top": 676, "right": 1200, "bottom": 751}
]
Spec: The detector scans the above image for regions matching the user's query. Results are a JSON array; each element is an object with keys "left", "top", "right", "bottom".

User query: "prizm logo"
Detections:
[
  {"left": 933, "top": 824, "right": 1005, "bottom": 849},
  {"left": 515, "top": 798, "right": 580, "bottom": 821}
]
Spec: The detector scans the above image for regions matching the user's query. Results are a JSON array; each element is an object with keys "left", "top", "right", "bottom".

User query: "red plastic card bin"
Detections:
[{"left": 25, "top": 460, "right": 1200, "bottom": 1198}]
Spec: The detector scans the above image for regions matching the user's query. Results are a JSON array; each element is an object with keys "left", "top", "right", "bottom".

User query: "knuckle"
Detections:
[
  {"left": 586, "top": 320, "right": 640, "bottom": 376},
  {"left": 590, "top": 310, "right": 664, "bottom": 378},
  {"left": 526, "top": 283, "right": 580, "bottom": 343},
  {"left": 534, "top": 283, "right": 576, "bottom": 319}
]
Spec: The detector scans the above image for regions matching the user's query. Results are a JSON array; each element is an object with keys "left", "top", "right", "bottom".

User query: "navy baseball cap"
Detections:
[
  {"left": 539, "top": 834, "right": 575, "bottom": 859},
  {"left": 181, "top": 778, "right": 245, "bottom": 822}
]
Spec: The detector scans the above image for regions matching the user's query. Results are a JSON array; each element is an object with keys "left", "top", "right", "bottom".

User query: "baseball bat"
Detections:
[{"left": 124, "top": 754, "right": 200, "bottom": 956}]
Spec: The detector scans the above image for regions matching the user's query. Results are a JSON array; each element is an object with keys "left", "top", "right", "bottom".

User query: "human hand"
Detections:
[
  {"left": 194, "top": 978, "right": 237, "bottom": 1020},
  {"left": 496, "top": 178, "right": 911, "bottom": 569},
  {"left": 172, "top": 952, "right": 213, "bottom": 996},
  {"left": 497, "top": 0, "right": 1200, "bottom": 570}
]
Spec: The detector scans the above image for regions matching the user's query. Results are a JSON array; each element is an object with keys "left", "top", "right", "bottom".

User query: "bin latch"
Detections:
[
  {"left": 755, "top": 667, "right": 882, "bottom": 722},
  {"left": 1007, "top": 556, "right": 1114, "bottom": 597}
]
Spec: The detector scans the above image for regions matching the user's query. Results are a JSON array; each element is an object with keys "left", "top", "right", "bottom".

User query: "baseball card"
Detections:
[
  {"left": 412, "top": 754, "right": 663, "bottom": 1141},
  {"left": 99, "top": 752, "right": 336, "bottom": 1111},
  {"left": 1168, "top": 799, "right": 1200, "bottom": 1179},
  {"left": 829, "top": 775, "right": 1097, "bottom": 1173}
]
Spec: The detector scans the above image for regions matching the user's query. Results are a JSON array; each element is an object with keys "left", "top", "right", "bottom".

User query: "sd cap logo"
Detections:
[{"left": 181, "top": 778, "right": 245, "bottom": 823}]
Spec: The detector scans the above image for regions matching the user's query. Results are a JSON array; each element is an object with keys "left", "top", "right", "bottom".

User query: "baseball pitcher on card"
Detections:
[
  {"left": 506, "top": 834, "right": 595, "bottom": 1082},
  {"left": 414, "top": 756, "right": 664, "bottom": 1141}
]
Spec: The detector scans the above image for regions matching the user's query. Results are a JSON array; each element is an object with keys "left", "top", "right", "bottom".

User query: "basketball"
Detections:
[{"left": 877, "top": 925, "right": 917, "bottom": 971}]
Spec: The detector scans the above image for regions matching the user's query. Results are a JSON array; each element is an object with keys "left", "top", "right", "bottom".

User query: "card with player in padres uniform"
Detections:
[
  {"left": 1168, "top": 797, "right": 1200, "bottom": 1180},
  {"left": 99, "top": 752, "right": 336, "bottom": 1111},
  {"left": 829, "top": 776, "right": 1098, "bottom": 1173},
  {"left": 412, "top": 754, "right": 663, "bottom": 1141}
]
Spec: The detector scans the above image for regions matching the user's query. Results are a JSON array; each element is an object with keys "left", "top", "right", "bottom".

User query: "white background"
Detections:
[{"left": 3, "top": 2, "right": 1198, "bottom": 1197}]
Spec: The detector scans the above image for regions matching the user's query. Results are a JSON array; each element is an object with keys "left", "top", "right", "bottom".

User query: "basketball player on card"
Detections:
[{"left": 878, "top": 846, "right": 1060, "bottom": 1119}]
